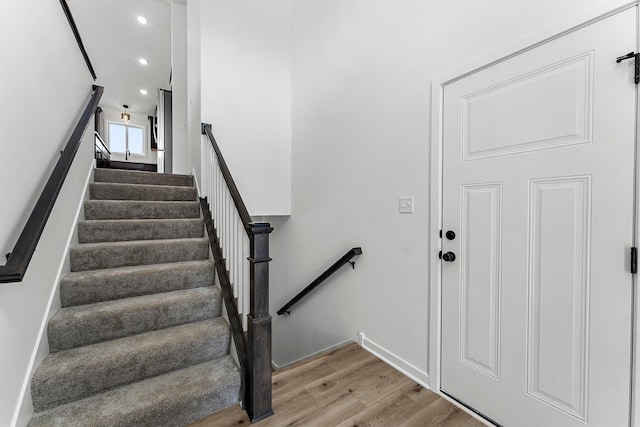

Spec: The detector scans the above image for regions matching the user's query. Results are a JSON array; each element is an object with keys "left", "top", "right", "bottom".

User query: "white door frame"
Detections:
[{"left": 428, "top": 0, "right": 640, "bottom": 424}]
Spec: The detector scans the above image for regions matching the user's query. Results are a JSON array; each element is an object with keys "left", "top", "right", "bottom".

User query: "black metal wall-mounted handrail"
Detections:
[
  {"left": 0, "top": 85, "right": 104, "bottom": 284},
  {"left": 277, "top": 247, "right": 363, "bottom": 316},
  {"left": 59, "top": 0, "right": 96, "bottom": 81},
  {"left": 201, "top": 123, "right": 273, "bottom": 422}
]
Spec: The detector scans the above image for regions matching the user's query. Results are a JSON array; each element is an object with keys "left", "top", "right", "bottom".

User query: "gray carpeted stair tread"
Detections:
[
  {"left": 27, "top": 356, "right": 240, "bottom": 427},
  {"left": 48, "top": 287, "right": 222, "bottom": 352},
  {"left": 31, "top": 318, "right": 231, "bottom": 412},
  {"left": 94, "top": 168, "right": 194, "bottom": 187},
  {"left": 84, "top": 200, "right": 200, "bottom": 220},
  {"left": 28, "top": 170, "right": 239, "bottom": 424},
  {"left": 60, "top": 260, "right": 215, "bottom": 307},
  {"left": 90, "top": 182, "right": 197, "bottom": 202},
  {"left": 78, "top": 218, "right": 204, "bottom": 243},
  {"left": 69, "top": 237, "right": 209, "bottom": 272}
]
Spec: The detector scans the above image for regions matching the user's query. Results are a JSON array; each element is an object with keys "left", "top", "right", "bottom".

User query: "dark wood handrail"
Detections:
[
  {"left": 200, "top": 122, "right": 273, "bottom": 422},
  {"left": 0, "top": 86, "right": 104, "bottom": 284},
  {"left": 277, "top": 247, "right": 363, "bottom": 316},
  {"left": 59, "top": 0, "right": 97, "bottom": 81},
  {"left": 201, "top": 123, "right": 252, "bottom": 230}
]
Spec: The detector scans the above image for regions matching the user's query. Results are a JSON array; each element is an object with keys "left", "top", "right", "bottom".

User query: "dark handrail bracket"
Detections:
[
  {"left": 0, "top": 86, "right": 103, "bottom": 284},
  {"left": 277, "top": 247, "right": 363, "bottom": 316}
]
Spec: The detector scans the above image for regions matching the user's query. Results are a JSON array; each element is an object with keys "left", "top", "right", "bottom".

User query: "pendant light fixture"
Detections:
[{"left": 121, "top": 105, "right": 131, "bottom": 123}]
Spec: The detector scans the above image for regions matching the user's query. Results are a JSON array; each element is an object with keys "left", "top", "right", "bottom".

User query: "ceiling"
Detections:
[{"left": 67, "top": 0, "right": 174, "bottom": 115}]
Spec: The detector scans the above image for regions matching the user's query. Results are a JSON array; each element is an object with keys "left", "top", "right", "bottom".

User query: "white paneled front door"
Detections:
[{"left": 441, "top": 8, "right": 637, "bottom": 426}]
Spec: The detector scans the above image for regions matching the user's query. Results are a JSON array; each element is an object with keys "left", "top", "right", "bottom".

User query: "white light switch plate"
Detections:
[{"left": 399, "top": 196, "right": 414, "bottom": 213}]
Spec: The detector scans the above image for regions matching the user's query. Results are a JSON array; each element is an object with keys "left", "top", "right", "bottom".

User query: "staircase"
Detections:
[{"left": 28, "top": 169, "right": 241, "bottom": 427}]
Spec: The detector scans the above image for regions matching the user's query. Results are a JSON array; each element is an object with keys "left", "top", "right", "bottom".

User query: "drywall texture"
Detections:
[
  {"left": 187, "top": 0, "right": 202, "bottom": 183},
  {"left": 171, "top": 2, "right": 189, "bottom": 175},
  {"left": 200, "top": 0, "right": 292, "bottom": 216},
  {"left": 268, "top": 0, "right": 631, "bottom": 373},
  {"left": 0, "top": 1, "right": 94, "bottom": 424},
  {"left": 8, "top": 127, "right": 95, "bottom": 427}
]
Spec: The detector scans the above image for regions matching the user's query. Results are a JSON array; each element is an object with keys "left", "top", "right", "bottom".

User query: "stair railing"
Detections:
[
  {"left": 0, "top": 86, "right": 104, "bottom": 284},
  {"left": 277, "top": 247, "right": 362, "bottom": 316},
  {"left": 58, "top": 0, "right": 96, "bottom": 80},
  {"left": 94, "top": 131, "right": 111, "bottom": 168},
  {"left": 200, "top": 123, "right": 273, "bottom": 422}
]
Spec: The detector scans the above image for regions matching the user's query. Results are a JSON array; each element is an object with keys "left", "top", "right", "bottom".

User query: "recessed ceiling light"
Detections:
[
  {"left": 140, "top": 89, "right": 148, "bottom": 95},
  {"left": 137, "top": 16, "right": 148, "bottom": 25},
  {"left": 139, "top": 58, "right": 148, "bottom": 66}
]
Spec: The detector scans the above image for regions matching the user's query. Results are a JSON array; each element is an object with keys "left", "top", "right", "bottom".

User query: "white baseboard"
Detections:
[
  {"left": 191, "top": 166, "right": 201, "bottom": 197},
  {"left": 357, "top": 332, "right": 430, "bottom": 390},
  {"left": 271, "top": 338, "right": 355, "bottom": 371},
  {"left": 356, "top": 335, "right": 491, "bottom": 424},
  {"left": 356, "top": 333, "right": 493, "bottom": 425}
]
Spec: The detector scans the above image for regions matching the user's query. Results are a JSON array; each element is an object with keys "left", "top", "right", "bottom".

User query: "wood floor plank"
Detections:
[
  {"left": 336, "top": 382, "right": 426, "bottom": 427},
  {"left": 273, "top": 360, "right": 337, "bottom": 407},
  {"left": 324, "top": 343, "right": 379, "bottom": 372},
  {"left": 405, "top": 382, "right": 441, "bottom": 405},
  {"left": 189, "top": 343, "right": 485, "bottom": 427},
  {"left": 304, "top": 358, "right": 388, "bottom": 405},
  {"left": 462, "top": 417, "right": 487, "bottom": 427},
  {"left": 250, "top": 389, "right": 322, "bottom": 427},
  {"left": 402, "top": 397, "right": 477, "bottom": 427},
  {"left": 350, "top": 363, "right": 410, "bottom": 407},
  {"left": 273, "top": 390, "right": 366, "bottom": 426}
]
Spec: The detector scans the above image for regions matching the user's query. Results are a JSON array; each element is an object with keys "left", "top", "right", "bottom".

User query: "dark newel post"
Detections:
[{"left": 246, "top": 222, "right": 274, "bottom": 422}]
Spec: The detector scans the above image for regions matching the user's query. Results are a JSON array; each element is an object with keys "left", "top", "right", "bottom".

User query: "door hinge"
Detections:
[
  {"left": 632, "top": 247, "right": 637, "bottom": 274},
  {"left": 616, "top": 52, "right": 640, "bottom": 84}
]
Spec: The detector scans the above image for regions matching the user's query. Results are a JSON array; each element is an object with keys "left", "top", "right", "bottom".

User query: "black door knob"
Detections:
[
  {"left": 445, "top": 230, "right": 456, "bottom": 240},
  {"left": 442, "top": 252, "right": 456, "bottom": 262}
]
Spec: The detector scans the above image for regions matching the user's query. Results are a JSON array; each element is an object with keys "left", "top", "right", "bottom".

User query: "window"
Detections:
[{"left": 108, "top": 122, "right": 145, "bottom": 156}]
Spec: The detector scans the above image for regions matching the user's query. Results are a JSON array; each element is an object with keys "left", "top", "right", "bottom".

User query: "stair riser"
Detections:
[
  {"left": 90, "top": 183, "right": 197, "bottom": 201},
  {"left": 49, "top": 288, "right": 222, "bottom": 352},
  {"left": 69, "top": 239, "right": 209, "bottom": 272},
  {"left": 31, "top": 321, "right": 231, "bottom": 412},
  {"left": 78, "top": 219, "right": 204, "bottom": 243},
  {"left": 84, "top": 200, "right": 200, "bottom": 220},
  {"left": 94, "top": 169, "right": 193, "bottom": 187},
  {"left": 60, "top": 261, "right": 215, "bottom": 307}
]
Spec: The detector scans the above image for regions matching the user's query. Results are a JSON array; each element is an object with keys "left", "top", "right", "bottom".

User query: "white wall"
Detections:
[
  {"left": 171, "top": 2, "right": 189, "bottom": 175},
  {"left": 101, "top": 107, "right": 157, "bottom": 165},
  {"left": 13, "top": 128, "right": 96, "bottom": 427},
  {"left": 187, "top": 0, "right": 202, "bottom": 183},
  {"left": 267, "top": 0, "right": 633, "bottom": 376},
  {"left": 200, "top": 0, "right": 292, "bottom": 216},
  {"left": 0, "top": 1, "right": 94, "bottom": 424}
]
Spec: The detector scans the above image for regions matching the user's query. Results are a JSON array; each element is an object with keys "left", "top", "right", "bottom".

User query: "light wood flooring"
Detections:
[{"left": 189, "top": 343, "right": 486, "bottom": 427}]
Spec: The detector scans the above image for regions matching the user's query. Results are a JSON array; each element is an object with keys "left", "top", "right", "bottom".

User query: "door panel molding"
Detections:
[
  {"left": 526, "top": 176, "right": 591, "bottom": 420},
  {"left": 460, "top": 183, "right": 503, "bottom": 379},
  {"left": 461, "top": 52, "right": 593, "bottom": 162}
]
